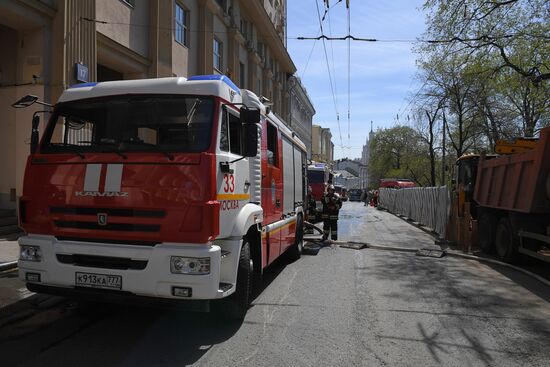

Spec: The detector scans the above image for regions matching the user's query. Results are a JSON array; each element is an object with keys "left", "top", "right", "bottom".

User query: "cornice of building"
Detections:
[
  {"left": 97, "top": 32, "right": 151, "bottom": 69},
  {"left": 18, "top": 0, "right": 56, "bottom": 18},
  {"left": 291, "top": 81, "right": 316, "bottom": 114},
  {"left": 239, "top": 0, "right": 296, "bottom": 73}
]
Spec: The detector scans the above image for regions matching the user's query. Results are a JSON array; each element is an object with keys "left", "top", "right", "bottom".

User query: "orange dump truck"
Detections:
[{"left": 453, "top": 126, "right": 550, "bottom": 263}]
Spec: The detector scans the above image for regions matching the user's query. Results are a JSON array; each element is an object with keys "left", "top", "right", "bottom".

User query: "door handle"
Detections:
[{"left": 275, "top": 199, "right": 281, "bottom": 208}]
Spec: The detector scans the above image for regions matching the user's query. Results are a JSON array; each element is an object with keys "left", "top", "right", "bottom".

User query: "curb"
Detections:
[
  {"left": 0, "top": 261, "right": 18, "bottom": 272},
  {"left": 444, "top": 250, "right": 550, "bottom": 288},
  {"left": 307, "top": 239, "right": 550, "bottom": 288}
]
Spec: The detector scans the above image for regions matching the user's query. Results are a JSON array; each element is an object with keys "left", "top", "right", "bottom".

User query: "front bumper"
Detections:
[{"left": 18, "top": 235, "right": 241, "bottom": 300}]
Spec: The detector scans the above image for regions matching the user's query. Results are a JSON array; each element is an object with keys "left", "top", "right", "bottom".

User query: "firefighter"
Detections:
[{"left": 321, "top": 184, "right": 342, "bottom": 241}]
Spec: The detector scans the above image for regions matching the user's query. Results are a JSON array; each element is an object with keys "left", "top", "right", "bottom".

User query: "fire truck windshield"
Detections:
[
  {"left": 308, "top": 170, "right": 325, "bottom": 183},
  {"left": 42, "top": 95, "right": 214, "bottom": 154}
]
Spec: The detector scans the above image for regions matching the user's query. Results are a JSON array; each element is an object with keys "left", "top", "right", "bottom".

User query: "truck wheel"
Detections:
[
  {"left": 287, "top": 215, "right": 304, "bottom": 261},
  {"left": 495, "top": 218, "right": 519, "bottom": 263},
  {"left": 478, "top": 213, "right": 497, "bottom": 253},
  {"left": 217, "top": 240, "right": 252, "bottom": 320}
]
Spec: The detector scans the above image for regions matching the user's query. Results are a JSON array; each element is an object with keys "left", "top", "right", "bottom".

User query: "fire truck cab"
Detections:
[
  {"left": 307, "top": 162, "right": 332, "bottom": 212},
  {"left": 16, "top": 75, "right": 306, "bottom": 318}
]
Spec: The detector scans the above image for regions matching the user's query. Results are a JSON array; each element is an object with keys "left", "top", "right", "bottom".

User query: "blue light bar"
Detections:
[
  {"left": 69, "top": 82, "right": 98, "bottom": 89},
  {"left": 187, "top": 75, "right": 241, "bottom": 95}
]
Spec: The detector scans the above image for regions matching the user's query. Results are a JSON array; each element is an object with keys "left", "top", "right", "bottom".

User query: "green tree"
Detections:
[
  {"left": 369, "top": 126, "right": 432, "bottom": 187},
  {"left": 422, "top": 0, "right": 550, "bottom": 85}
]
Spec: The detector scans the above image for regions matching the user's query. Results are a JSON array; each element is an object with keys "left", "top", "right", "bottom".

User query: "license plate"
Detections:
[{"left": 75, "top": 272, "right": 122, "bottom": 290}]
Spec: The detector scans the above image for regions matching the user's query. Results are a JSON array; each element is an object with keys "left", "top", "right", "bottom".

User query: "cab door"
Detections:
[{"left": 217, "top": 106, "right": 250, "bottom": 238}]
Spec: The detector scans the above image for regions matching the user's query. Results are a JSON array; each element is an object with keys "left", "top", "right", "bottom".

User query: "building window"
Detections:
[
  {"left": 175, "top": 3, "right": 189, "bottom": 46},
  {"left": 213, "top": 37, "right": 223, "bottom": 72}
]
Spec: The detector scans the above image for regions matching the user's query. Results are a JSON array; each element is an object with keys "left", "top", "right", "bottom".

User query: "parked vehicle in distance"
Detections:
[
  {"left": 348, "top": 189, "right": 362, "bottom": 201},
  {"left": 379, "top": 178, "right": 416, "bottom": 189}
]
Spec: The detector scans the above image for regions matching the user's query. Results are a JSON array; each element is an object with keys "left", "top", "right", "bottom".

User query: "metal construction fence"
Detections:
[{"left": 378, "top": 186, "right": 450, "bottom": 238}]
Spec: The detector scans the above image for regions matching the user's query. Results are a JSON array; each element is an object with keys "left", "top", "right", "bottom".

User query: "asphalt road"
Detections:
[{"left": 1, "top": 202, "right": 550, "bottom": 366}]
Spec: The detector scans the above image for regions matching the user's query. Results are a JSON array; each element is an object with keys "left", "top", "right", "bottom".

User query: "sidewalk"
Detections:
[{"left": 0, "top": 236, "right": 20, "bottom": 264}]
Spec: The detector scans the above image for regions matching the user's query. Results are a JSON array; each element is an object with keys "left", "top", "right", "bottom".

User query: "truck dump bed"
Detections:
[{"left": 474, "top": 126, "right": 550, "bottom": 214}]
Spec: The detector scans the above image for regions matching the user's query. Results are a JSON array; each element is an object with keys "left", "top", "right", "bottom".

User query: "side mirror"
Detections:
[
  {"left": 12, "top": 95, "right": 39, "bottom": 108},
  {"left": 242, "top": 123, "right": 258, "bottom": 157},
  {"left": 31, "top": 115, "right": 40, "bottom": 154},
  {"left": 240, "top": 107, "right": 260, "bottom": 124}
]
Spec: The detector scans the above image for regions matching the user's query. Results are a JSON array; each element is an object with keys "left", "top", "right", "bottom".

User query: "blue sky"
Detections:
[{"left": 287, "top": 0, "right": 427, "bottom": 159}]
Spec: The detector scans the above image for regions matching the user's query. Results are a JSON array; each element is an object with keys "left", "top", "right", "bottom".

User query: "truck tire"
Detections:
[
  {"left": 495, "top": 218, "right": 519, "bottom": 263},
  {"left": 217, "top": 240, "right": 252, "bottom": 320},
  {"left": 478, "top": 213, "right": 497, "bottom": 253},
  {"left": 287, "top": 215, "right": 304, "bottom": 261}
]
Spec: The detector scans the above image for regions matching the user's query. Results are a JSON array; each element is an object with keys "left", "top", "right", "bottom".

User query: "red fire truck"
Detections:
[
  {"left": 14, "top": 75, "right": 306, "bottom": 319},
  {"left": 307, "top": 162, "right": 332, "bottom": 215},
  {"left": 379, "top": 178, "right": 416, "bottom": 189}
]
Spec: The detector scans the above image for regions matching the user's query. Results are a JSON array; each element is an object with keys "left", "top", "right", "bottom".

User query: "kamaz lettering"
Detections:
[{"left": 74, "top": 191, "right": 129, "bottom": 197}]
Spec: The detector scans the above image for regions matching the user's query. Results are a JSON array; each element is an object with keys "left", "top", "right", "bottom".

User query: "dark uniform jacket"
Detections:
[{"left": 321, "top": 193, "right": 342, "bottom": 219}]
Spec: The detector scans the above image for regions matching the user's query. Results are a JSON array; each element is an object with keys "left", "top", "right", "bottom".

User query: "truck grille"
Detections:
[
  {"left": 56, "top": 254, "right": 148, "bottom": 270},
  {"left": 54, "top": 221, "right": 160, "bottom": 232},
  {"left": 50, "top": 207, "right": 165, "bottom": 218},
  {"left": 51, "top": 206, "right": 164, "bottom": 233}
]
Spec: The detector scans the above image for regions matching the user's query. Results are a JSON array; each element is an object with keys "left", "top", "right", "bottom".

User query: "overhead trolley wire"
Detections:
[
  {"left": 299, "top": 30, "right": 321, "bottom": 81},
  {"left": 346, "top": 0, "right": 351, "bottom": 144},
  {"left": 321, "top": 0, "right": 343, "bottom": 21},
  {"left": 315, "top": 0, "right": 344, "bottom": 152},
  {"left": 326, "top": 4, "right": 340, "bottom": 134}
]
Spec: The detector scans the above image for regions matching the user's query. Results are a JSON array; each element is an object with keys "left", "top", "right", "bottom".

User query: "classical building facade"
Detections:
[
  {"left": 0, "top": 0, "right": 305, "bottom": 211},
  {"left": 333, "top": 158, "right": 362, "bottom": 189},
  {"left": 361, "top": 123, "right": 375, "bottom": 188},
  {"left": 287, "top": 76, "right": 315, "bottom": 158},
  {"left": 311, "top": 124, "right": 334, "bottom": 164}
]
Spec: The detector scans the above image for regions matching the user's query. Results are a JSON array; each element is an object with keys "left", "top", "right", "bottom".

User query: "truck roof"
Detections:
[
  {"left": 308, "top": 162, "right": 328, "bottom": 171},
  {"left": 59, "top": 75, "right": 243, "bottom": 105}
]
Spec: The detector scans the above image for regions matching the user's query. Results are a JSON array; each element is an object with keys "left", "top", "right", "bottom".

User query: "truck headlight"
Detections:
[
  {"left": 170, "top": 256, "right": 210, "bottom": 275},
  {"left": 20, "top": 245, "right": 42, "bottom": 262}
]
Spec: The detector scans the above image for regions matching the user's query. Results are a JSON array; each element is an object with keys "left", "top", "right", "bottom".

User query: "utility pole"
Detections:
[{"left": 442, "top": 109, "right": 447, "bottom": 186}]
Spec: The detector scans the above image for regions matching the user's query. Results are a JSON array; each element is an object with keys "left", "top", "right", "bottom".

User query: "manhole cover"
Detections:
[{"left": 339, "top": 242, "right": 368, "bottom": 250}]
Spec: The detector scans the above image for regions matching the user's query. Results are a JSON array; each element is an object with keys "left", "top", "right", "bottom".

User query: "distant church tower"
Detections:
[{"left": 360, "top": 122, "right": 374, "bottom": 188}]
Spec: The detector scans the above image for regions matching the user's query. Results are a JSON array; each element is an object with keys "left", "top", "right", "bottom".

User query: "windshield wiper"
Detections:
[
  {"left": 186, "top": 98, "right": 201, "bottom": 125},
  {"left": 49, "top": 143, "right": 85, "bottom": 159},
  {"left": 78, "top": 141, "right": 127, "bottom": 160},
  {"left": 122, "top": 139, "right": 174, "bottom": 161}
]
